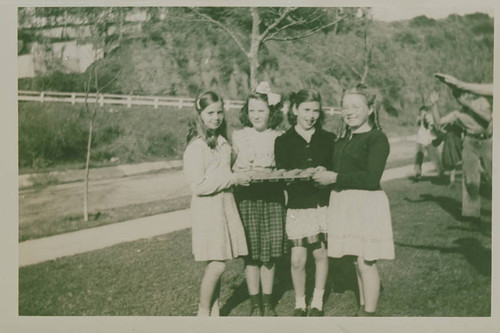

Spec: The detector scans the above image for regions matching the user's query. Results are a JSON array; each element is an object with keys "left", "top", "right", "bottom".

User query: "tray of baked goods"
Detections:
[{"left": 245, "top": 167, "right": 326, "bottom": 183}]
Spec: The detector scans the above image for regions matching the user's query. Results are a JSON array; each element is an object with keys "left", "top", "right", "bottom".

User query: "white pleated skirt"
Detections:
[{"left": 327, "top": 190, "right": 395, "bottom": 261}]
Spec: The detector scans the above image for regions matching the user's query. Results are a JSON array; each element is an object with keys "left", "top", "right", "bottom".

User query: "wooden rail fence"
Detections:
[{"left": 18, "top": 90, "right": 341, "bottom": 114}]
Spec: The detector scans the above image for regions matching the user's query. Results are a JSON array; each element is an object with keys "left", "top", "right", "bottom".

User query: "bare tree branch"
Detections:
[
  {"left": 259, "top": 7, "right": 297, "bottom": 42},
  {"left": 333, "top": 51, "right": 363, "bottom": 79},
  {"left": 263, "top": 8, "right": 357, "bottom": 43},
  {"left": 189, "top": 7, "right": 248, "bottom": 56},
  {"left": 361, "top": 45, "right": 372, "bottom": 83},
  {"left": 97, "top": 69, "right": 122, "bottom": 94}
]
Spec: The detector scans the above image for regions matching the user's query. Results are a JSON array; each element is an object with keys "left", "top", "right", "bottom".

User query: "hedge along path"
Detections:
[{"left": 19, "top": 161, "right": 436, "bottom": 267}]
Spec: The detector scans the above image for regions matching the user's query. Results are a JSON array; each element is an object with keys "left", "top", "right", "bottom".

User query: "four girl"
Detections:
[
  {"left": 313, "top": 84, "right": 395, "bottom": 315},
  {"left": 274, "top": 89, "right": 335, "bottom": 316},
  {"left": 183, "top": 91, "right": 251, "bottom": 316},
  {"left": 232, "top": 83, "right": 286, "bottom": 316},
  {"left": 184, "top": 84, "right": 395, "bottom": 317}
]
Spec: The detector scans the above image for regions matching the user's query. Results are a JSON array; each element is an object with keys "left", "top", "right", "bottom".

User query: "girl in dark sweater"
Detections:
[
  {"left": 275, "top": 89, "right": 335, "bottom": 316},
  {"left": 313, "top": 84, "right": 395, "bottom": 316}
]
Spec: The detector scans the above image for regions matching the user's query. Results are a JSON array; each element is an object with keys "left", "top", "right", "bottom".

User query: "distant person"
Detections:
[
  {"left": 231, "top": 82, "right": 286, "bottom": 316},
  {"left": 434, "top": 73, "right": 492, "bottom": 222},
  {"left": 414, "top": 98, "right": 443, "bottom": 180},
  {"left": 274, "top": 89, "right": 335, "bottom": 316},
  {"left": 313, "top": 83, "right": 395, "bottom": 316},
  {"left": 440, "top": 123, "right": 464, "bottom": 188},
  {"left": 183, "top": 91, "right": 251, "bottom": 316},
  {"left": 427, "top": 90, "right": 464, "bottom": 188}
]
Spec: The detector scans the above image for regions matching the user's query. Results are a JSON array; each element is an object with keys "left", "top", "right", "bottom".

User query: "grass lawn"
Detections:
[
  {"left": 19, "top": 101, "right": 410, "bottom": 174},
  {"left": 19, "top": 176, "right": 491, "bottom": 316}
]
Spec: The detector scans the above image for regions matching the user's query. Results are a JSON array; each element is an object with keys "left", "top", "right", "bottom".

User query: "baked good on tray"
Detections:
[{"left": 247, "top": 168, "right": 316, "bottom": 182}]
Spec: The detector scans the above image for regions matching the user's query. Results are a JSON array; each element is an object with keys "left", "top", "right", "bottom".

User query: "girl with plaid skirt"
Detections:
[
  {"left": 274, "top": 89, "right": 335, "bottom": 316},
  {"left": 232, "top": 82, "right": 286, "bottom": 316},
  {"left": 183, "top": 91, "right": 251, "bottom": 316},
  {"left": 313, "top": 84, "right": 395, "bottom": 316}
]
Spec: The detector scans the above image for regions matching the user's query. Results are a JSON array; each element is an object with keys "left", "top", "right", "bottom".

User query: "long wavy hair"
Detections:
[
  {"left": 287, "top": 89, "right": 325, "bottom": 129},
  {"left": 339, "top": 83, "right": 381, "bottom": 138},
  {"left": 187, "top": 91, "right": 227, "bottom": 149},
  {"left": 239, "top": 92, "right": 284, "bottom": 129}
]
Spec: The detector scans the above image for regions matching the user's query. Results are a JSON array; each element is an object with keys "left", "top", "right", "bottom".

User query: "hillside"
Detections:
[
  {"left": 17, "top": 8, "right": 493, "bottom": 170},
  {"left": 18, "top": 9, "right": 493, "bottom": 123}
]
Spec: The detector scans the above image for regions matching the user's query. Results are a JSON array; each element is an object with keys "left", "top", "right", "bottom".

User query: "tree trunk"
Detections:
[
  {"left": 248, "top": 8, "right": 261, "bottom": 89},
  {"left": 83, "top": 116, "right": 94, "bottom": 222}
]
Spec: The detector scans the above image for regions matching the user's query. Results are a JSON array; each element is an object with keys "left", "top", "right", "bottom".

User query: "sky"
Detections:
[{"left": 371, "top": 6, "right": 493, "bottom": 22}]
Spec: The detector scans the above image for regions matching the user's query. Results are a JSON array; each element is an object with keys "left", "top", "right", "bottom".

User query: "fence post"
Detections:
[
  {"left": 71, "top": 92, "right": 76, "bottom": 105},
  {"left": 178, "top": 98, "right": 183, "bottom": 109},
  {"left": 154, "top": 97, "right": 158, "bottom": 109},
  {"left": 40, "top": 92, "right": 44, "bottom": 103},
  {"left": 224, "top": 101, "right": 230, "bottom": 111},
  {"left": 99, "top": 94, "right": 104, "bottom": 107},
  {"left": 127, "top": 96, "right": 132, "bottom": 108}
]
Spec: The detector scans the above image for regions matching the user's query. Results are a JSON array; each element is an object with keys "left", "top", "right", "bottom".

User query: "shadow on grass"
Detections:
[
  {"left": 404, "top": 194, "right": 491, "bottom": 220},
  {"left": 395, "top": 237, "right": 491, "bottom": 277},
  {"left": 220, "top": 252, "right": 360, "bottom": 316},
  {"left": 408, "top": 175, "right": 450, "bottom": 186}
]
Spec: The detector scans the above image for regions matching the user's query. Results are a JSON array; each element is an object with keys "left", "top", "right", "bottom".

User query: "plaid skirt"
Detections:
[{"left": 236, "top": 197, "right": 287, "bottom": 263}]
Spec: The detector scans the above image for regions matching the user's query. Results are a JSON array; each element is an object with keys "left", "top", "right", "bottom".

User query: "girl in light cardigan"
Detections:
[{"left": 183, "top": 91, "right": 251, "bottom": 316}]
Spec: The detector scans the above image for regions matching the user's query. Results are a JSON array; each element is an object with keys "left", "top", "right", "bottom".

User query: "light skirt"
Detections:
[
  {"left": 191, "top": 191, "right": 248, "bottom": 261},
  {"left": 286, "top": 206, "right": 327, "bottom": 241},
  {"left": 327, "top": 190, "right": 395, "bottom": 261}
]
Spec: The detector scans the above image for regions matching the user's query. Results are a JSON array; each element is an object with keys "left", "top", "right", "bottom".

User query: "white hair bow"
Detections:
[{"left": 255, "top": 81, "right": 281, "bottom": 106}]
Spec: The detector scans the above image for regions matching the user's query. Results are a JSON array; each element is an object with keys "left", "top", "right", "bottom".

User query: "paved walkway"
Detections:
[{"left": 19, "top": 161, "right": 436, "bottom": 267}]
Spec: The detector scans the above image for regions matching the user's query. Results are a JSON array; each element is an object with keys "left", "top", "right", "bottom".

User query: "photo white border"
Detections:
[{"left": 1, "top": 0, "right": 498, "bottom": 332}]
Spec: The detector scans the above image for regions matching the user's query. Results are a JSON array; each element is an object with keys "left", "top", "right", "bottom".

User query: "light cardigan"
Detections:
[{"left": 183, "top": 136, "right": 247, "bottom": 261}]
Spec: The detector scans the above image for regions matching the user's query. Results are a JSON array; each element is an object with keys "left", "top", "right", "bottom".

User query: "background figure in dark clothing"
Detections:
[
  {"left": 414, "top": 103, "right": 443, "bottom": 180},
  {"left": 439, "top": 123, "right": 463, "bottom": 188}
]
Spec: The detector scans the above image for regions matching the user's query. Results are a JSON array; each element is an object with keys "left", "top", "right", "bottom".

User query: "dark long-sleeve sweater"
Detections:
[
  {"left": 274, "top": 127, "right": 335, "bottom": 208},
  {"left": 333, "top": 129, "right": 390, "bottom": 191}
]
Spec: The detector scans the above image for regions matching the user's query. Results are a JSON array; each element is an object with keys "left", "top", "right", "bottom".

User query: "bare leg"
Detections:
[
  {"left": 291, "top": 247, "right": 307, "bottom": 309},
  {"left": 210, "top": 279, "right": 221, "bottom": 316},
  {"left": 245, "top": 264, "right": 261, "bottom": 296},
  {"left": 310, "top": 243, "right": 328, "bottom": 310},
  {"left": 356, "top": 256, "right": 380, "bottom": 313},
  {"left": 260, "top": 264, "right": 275, "bottom": 295},
  {"left": 198, "top": 261, "right": 225, "bottom": 316},
  {"left": 354, "top": 261, "right": 365, "bottom": 308}
]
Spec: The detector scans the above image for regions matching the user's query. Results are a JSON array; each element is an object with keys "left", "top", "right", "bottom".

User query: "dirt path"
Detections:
[{"left": 19, "top": 170, "right": 190, "bottom": 226}]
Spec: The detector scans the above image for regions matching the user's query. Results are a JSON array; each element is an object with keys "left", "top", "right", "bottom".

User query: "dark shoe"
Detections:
[
  {"left": 250, "top": 305, "right": 262, "bottom": 316},
  {"left": 262, "top": 303, "right": 277, "bottom": 316},
  {"left": 308, "top": 307, "right": 324, "bottom": 317},
  {"left": 249, "top": 294, "right": 262, "bottom": 316},
  {"left": 293, "top": 308, "right": 306, "bottom": 316}
]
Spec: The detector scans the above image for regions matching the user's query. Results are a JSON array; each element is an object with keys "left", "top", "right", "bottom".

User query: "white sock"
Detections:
[
  {"left": 295, "top": 295, "right": 306, "bottom": 310},
  {"left": 310, "top": 288, "right": 325, "bottom": 310}
]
